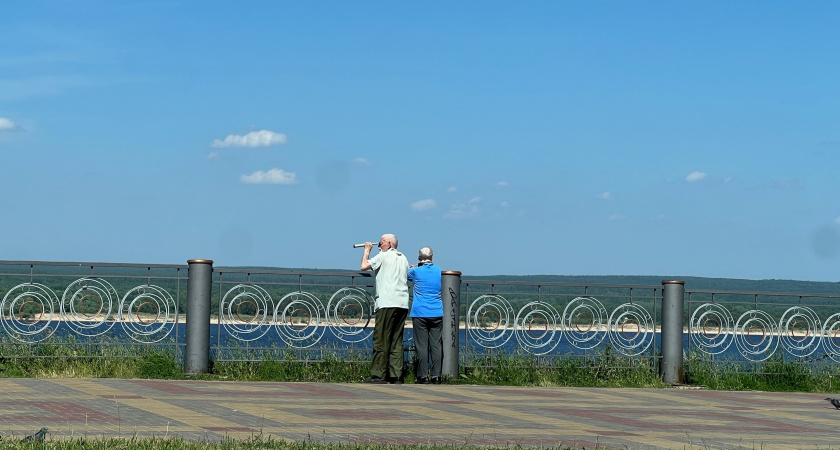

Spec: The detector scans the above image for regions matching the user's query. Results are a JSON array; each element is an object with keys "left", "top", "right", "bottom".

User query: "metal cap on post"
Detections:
[
  {"left": 185, "top": 259, "right": 213, "bottom": 375},
  {"left": 661, "top": 280, "right": 685, "bottom": 385},
  {"left": 441, "top": 270, "right": 462, "bottom": 379}
]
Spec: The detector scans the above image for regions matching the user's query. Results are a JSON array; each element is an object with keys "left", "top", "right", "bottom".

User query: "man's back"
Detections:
[{"left": 369, "top": 248, "right": 410, "bottom": 310}]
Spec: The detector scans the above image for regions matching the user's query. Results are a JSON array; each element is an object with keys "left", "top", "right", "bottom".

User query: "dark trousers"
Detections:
[
  {"left": 371, "top": 307, "right": 408, "bottom": 380},
  {"left": 412, "top": 316, "right": 443, "bottom": 379}
]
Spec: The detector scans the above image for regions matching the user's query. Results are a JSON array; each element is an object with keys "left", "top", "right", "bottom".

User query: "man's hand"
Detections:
[{"left": 361, "top": 242, "right": 373, "bottom": 271}]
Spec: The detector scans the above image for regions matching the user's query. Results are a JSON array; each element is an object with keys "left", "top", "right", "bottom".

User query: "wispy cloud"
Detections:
[
  {"left": 597, "top": 191, "right": 612, "bottom": 200},
  {"left": 723, "top": 176, "right": 734, "bottom": 184},
  {"left": 0, "top": 75, "right": 92, "bottom": 101},
  {"left": 500, "top": 201, "right": 509, "bottom": 207},
  {"left": 207, "top": 152, "right": 219, "bottom": 160},
  {"left": 469, "top": 197, "right": 482, "bottom": 204},
  {"left": 771, "top": 178, "right": 805, "bottom": 191},
  {"left": 447, "top": 186, "right": 457, "bottom": 193},
  {"left": 686, "top": 171, "right": 707, "bottom": 182},
  {"left": 411, "top": 199, "right": 436, "bottom": 211},
  {"left": 497, "top": 181, "right": 509, "bottom": 187},
  {"left": 0, "top": 117, "right": 18, "bottom": 131},
  {"left": 211, "top": 130, "right": 287, "bottom": 148},
  {"left": 835, "top": 217, "right": 840, "bottom": 225},
  {"left": 444, "top": 202, "right": 480, "bottom": 219},
  {"left": 240, "top": 168, "right": 297, "bottom": 185},
  {"left": 353, "top": 158, "right": 373, "bottom": 166},
  {"left": 609, "top": 213, "right": 624, "bottom": 221}
]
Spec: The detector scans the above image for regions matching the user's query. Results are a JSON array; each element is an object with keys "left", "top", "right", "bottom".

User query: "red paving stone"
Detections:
[{"left": 0, "top": 379, "right": 836, "bottom": 449}]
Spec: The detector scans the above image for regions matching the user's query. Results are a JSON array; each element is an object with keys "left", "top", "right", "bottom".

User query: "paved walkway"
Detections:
[{"left": 0, "top": 379, "right": 837, "bottom": 449}]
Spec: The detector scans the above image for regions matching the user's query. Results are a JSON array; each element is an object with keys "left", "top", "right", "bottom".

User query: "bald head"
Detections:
[{"left": 381, "top": 234, "right": 398, "bottom": 248}]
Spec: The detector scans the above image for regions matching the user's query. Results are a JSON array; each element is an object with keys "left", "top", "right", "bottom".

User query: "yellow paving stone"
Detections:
[
  {"left": 60, "top": 379, "right": 126, "bottom": 397},
  {"left": 0, "top": 379, "right": 36, "bottom": 394},
  {"left": 223, "top": 401, "right": 488, "bottom": 426}
]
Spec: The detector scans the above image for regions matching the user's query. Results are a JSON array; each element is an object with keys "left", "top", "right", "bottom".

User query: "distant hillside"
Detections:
[
  {"left": 224, "top": 266, "right": 840, "bottom": 295},
  {"left": 459, "top": 274, "right": 840, "bottom": 295}
]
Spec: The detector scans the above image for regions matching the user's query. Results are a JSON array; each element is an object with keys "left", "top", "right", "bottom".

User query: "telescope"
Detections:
[{"left": 353, "top": 241, "right": 377, "bottom": 248}]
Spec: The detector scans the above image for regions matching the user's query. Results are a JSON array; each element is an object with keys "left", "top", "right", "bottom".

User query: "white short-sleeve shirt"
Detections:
[{"left": 368, "top": 248, "right": 410, "bottom": 310}]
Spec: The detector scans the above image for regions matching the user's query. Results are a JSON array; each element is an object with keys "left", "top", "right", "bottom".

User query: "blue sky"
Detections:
[{"left": 2, "top": 2, "right": 839, "bottom": 281}]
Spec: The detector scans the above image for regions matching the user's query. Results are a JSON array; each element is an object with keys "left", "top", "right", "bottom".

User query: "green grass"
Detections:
[
  {"left": 6, "top": 338, "right": 840, "bottom": 393},
  {"left": 684, "top": 353, "right": 840, "bottom": 393}
]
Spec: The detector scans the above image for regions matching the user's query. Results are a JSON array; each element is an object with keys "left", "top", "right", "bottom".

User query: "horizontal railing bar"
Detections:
[
  {"left": 687, "top": 289, "right": 840, "bottom": 298},
  {"left": 0, "top": 260, "right": 188, "bottom": 269},
  {"left": 215, "top": 269, "right": 372, "bottom": 277},
  {"left": 0, "top": 272, "right": 186, "bottom": 281},
  {"left": 463, "top": 280, "right": 663, "bottom": 289}
]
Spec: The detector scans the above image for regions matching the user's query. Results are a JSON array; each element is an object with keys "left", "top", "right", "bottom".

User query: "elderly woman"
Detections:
[{"left": 408, "top": 246, "right": 443, "bottom": 384}]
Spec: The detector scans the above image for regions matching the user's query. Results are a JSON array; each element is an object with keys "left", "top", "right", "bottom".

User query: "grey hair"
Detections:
[
  {"left": 418, "top": 246, "right": 433, "bottom": 261},
  {"left": 382, "top": 234, "right": 398, "bottom": 248}
]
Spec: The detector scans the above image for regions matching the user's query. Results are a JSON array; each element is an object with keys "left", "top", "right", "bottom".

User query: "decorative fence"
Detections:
[
  {"left": 460, "top": 280, "right": 662, "bottom": 359},
  {"left": 0, "top": 261, "right": 186, "bottom": 359},
  {"left": 2, "top": 260, "right": 840, "bottom": 380},
  {"left": 685, "top": 288, "right": 840, "bottom": 365}
]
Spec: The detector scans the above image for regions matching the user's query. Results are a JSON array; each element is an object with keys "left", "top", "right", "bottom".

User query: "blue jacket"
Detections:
[{"left": 408, "top": 262, "right": 443, "bottom": 318}]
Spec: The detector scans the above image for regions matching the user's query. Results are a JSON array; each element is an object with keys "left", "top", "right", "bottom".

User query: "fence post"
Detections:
[
  {"left": 661, "top": 280, "right": 685, "bottom": 384},
  {"left": 185, "top": 259, "right": 213, "bottom": 375},
  {"left": 441, "top": 270, "right": 462, "bottom": 379}
]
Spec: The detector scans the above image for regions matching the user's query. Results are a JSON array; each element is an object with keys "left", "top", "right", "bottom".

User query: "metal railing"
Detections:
[
  {"left": 459, "top": 279, "right": 664, "bottom": 372},
  {"left": 211, "top": 267, "right": 374, "bottom": 361},
  {"left": 685, "top": 288, "right": 840, "bottom": 366},
  {"left": 3, "top": 259, "right": 840, "bottom": 381},
  {"left": 0, "top": 260, "right": 186, "bottom": 358}
]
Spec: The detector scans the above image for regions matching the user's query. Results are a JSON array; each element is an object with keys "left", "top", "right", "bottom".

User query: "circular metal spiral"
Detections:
[
  {"left": 820, "top": 313, "right": 840, "bottom": 362},
  {"left": 778, "top": 306, "right": 820, "bottom": 358},
  {"left": 274, "top": 291, "right": 326, "bottom": 348},
  {"left": 734, "top": 310, "right": 778, "bottom": 362},
  {"left": 119, "top": 284, "right": 177, "bottom": 343},
  {"left": 61, "top": 278, "right": 119, "bottom": 337},
  {"left": 563, "top": 297, "right": 608, "bottom": 350},
  {"left": 326, "top": 287, "right": 374, "bottom": 344},
  {"left": 0, "top": 282, "right": 59, "bottom": 343},
  {"left": 466, "top": 295, "right": 515, "bottom": 349},
  {"left": 220, "top": 284, "right": 273, "bottom": 342},
  {"left": 608, "top": 303, "right": 654, "bottom": 356},
  {"left": 689, "top": 303, "right": 734, "bottom": 355},
  {"left": 513, "top": 301, "right": 562, "bottom": 355}
]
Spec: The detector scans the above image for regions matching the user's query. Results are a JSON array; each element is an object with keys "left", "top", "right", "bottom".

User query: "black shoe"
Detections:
[
  {"left": 364, "top": 377, "right": 387, "bottom": 384},
  {"left": 389, "top": 379, "right": 403, "bottom": 385},
  {"left": 416, "top": 377, "right": 429, "bottom": 384},
  {"left": 431, "top": 376, "right": 441, "bottom": 384}
]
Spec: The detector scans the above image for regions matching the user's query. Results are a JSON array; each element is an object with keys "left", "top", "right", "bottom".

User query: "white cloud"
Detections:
[
  {"left": 411, "top": 199, "right": 436, "bottom": 211},
  {"left": 240, "top": 168, "right": 298, "bottom": 185},
  {"left": 207, "top": 152, "right": 219, "bottom": 160},
  {"left": 597, "top": 191, "right": 612, "bottom": 200},
  {"left": 497, "top": 181, "right": 509, "bottom": 187},
  {"left": 723, "top": 176, "right": 734, "bottom": 184},
  {"left": 500, "top": 201, "right": 509, "bottom": 207},
  {"left": 469, "top": 197, "right": 482, "bottom": 204},
  {"left": 353, "top": 158, "right": 373, "bottom": 166},
  {"left": 609, "top": 213, "right": 624, "bottom": 221},
  {"left": 835, "top": 217, "right": 840, "bottom": 225},
  {"left": 686, "top": 171, "right": 707, "bottom": 182},
  {"left": 444, "top": 202, "right": 480, "bottom": 219},
  {"left": 211, "top": 130, "right": 287, "bottom": 148},
  {"left": 0, "top": 117, "right": 17, "bottom": 131},
  {"left": 447, "top": 186, "right": 458, "bottom": 193}
]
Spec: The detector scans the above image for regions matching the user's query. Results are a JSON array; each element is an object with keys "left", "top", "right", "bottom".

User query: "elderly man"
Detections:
[
  {"left": 361, "top": 234, "right": 410, "bottom": 384},
  {"left": 408, "top": 246, "right": 443, "bottom": 384}
]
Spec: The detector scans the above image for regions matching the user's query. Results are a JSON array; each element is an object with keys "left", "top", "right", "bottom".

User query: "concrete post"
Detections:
[
  {"left": 441, "top": 271, "right": 461, "bottom": 379},
  {"left": 185, "top": 259, "right": 213, "bottom": 375},
  {"left": 661, "top": 280, "right": 685, "bottom": 384}
]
